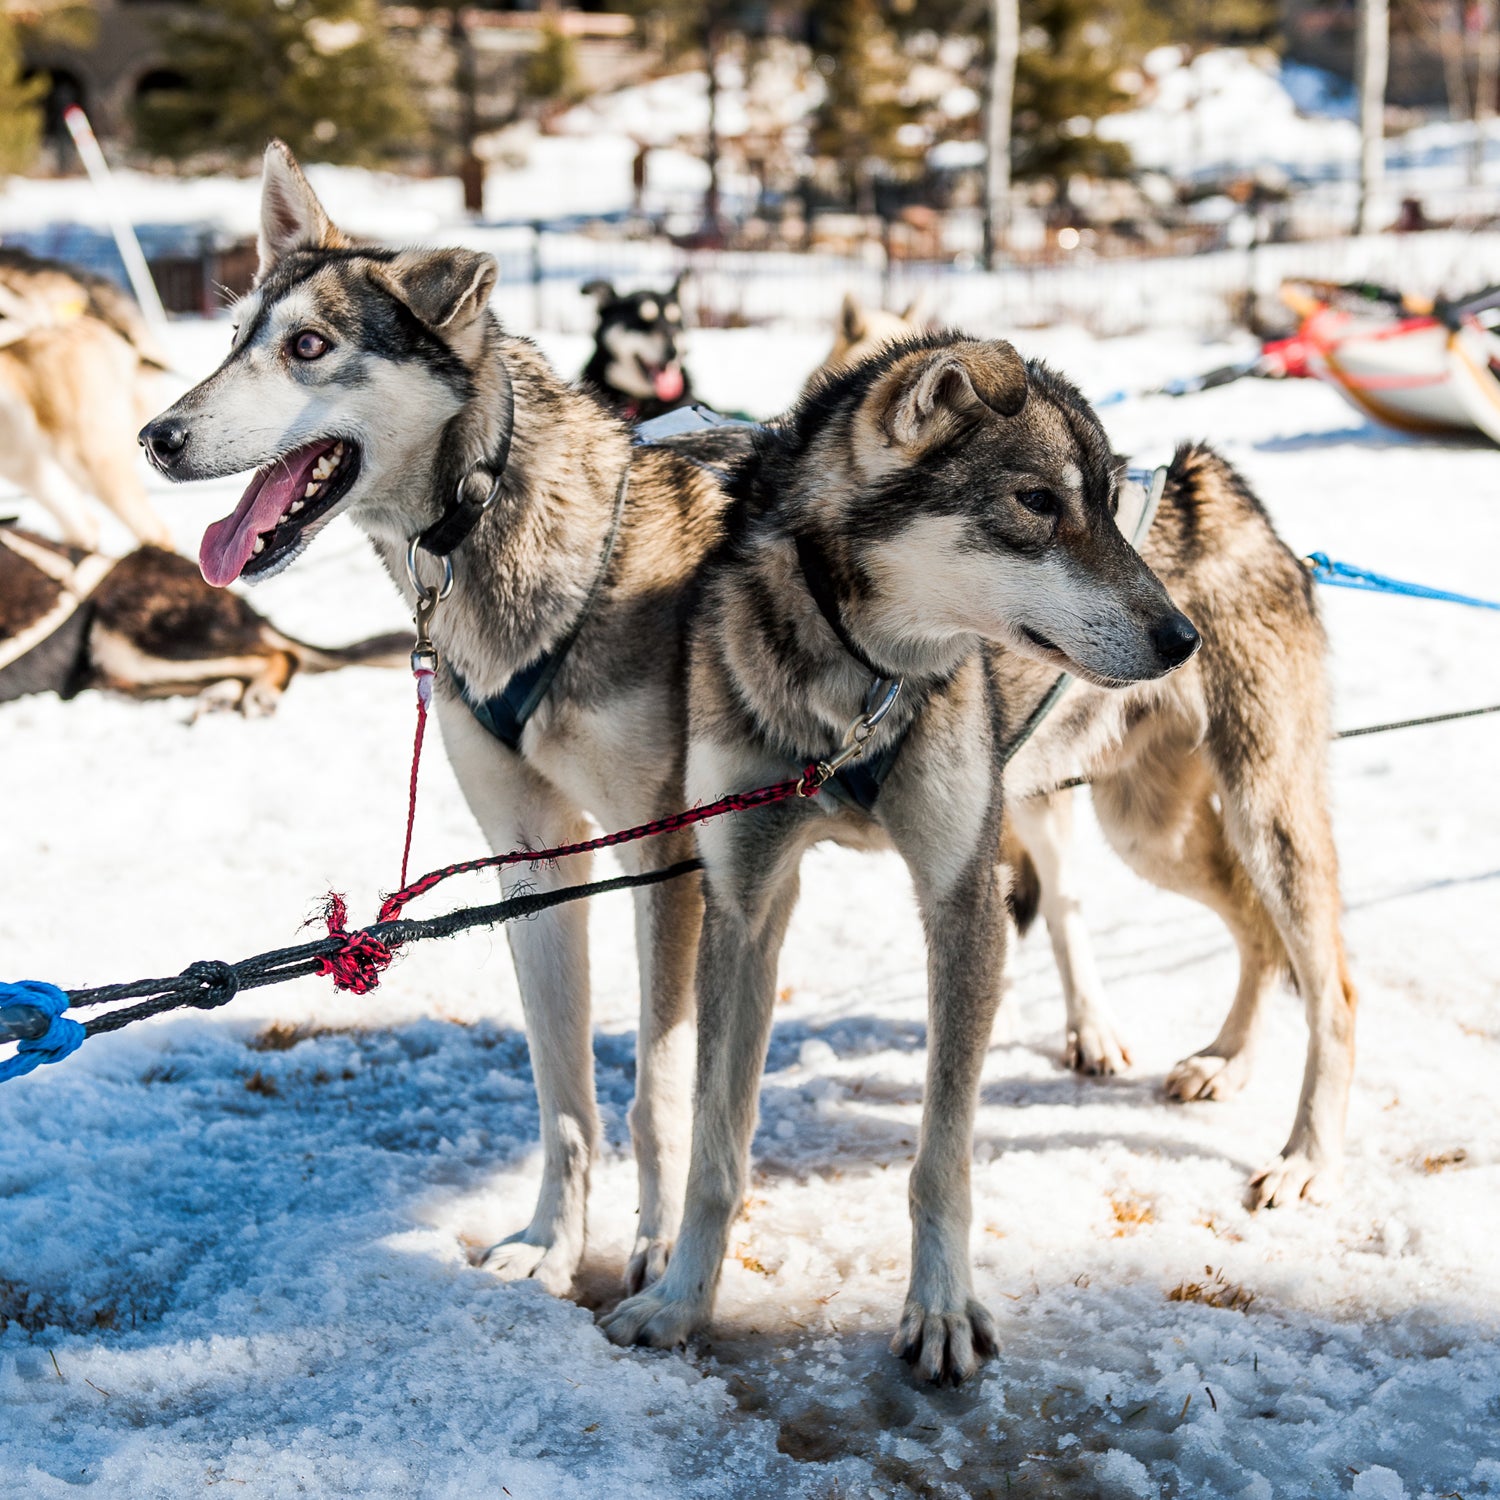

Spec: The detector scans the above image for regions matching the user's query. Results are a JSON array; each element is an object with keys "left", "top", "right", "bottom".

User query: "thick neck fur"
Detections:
[
  {"left": 712, "top": 381, "right": 976, "bottom": 760},
  {"left": 360, "top": 315, "right": 632, "bottom": 697}
]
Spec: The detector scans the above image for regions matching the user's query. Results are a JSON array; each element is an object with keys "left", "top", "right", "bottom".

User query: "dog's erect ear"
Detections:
[
  {"left": 582, "top": 279, "right": 618, "bottom": 309},
  {"left": 899, "top": 294, "right": 929, "bottom": 327},
  {"left": 257, "top": 140, "right": 347, "bottom": 281},
  {"left": 374, "top": 248, "right": 498, "bottom": 333},
  {"left": 880, "top": 340, "right": 1028, "bottom": 446},
  {"left": 668, "top": 270, "right": 687, "bottom": 299},
  {"left": 839, "top": 291, "right": 866, "bottom": 343}
]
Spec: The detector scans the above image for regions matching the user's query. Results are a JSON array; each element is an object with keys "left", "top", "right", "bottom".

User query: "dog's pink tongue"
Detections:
[
  {"left": 199, "top": 448, "right": 319, "bottom": 586},
  {"left": 653, "top": 364, "right": 685, "bottom": 403}
]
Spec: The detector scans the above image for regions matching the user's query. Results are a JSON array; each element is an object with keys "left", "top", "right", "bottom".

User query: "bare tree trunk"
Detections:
[
  {"left": 703, "top": 16, "right": 721, "bottom": 239},
  {"left": 1474, "top": 0, "right": 1498, "bottom": 187},
  {"left": 984, "top": 0, "right": 1019, "bottom": 269},
  {"left": 1355, "top": 0, "right": 1389, "bottom": 233}
]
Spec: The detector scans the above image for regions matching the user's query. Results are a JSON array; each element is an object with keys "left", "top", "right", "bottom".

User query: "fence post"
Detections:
[{"left": 531, "top": 222, "right": 544, "bottom": 331}]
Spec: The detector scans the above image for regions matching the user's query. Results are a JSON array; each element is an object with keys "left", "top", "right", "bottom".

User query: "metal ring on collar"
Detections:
[{"left": 405, "top": 535, "right": 454, "bottom": 601}]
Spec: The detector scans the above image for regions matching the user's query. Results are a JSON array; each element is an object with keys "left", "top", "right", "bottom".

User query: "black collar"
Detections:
[
  {"left": 792, "top": 530, "right": 902, "bottom": 682},
  {"left": 416, "top": 355, "right": 516, "bottom": 558}
]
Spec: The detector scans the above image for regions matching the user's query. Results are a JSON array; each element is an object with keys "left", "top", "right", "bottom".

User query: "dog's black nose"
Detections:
[
  {"left": 139, "top": 417, "right": 189, "bottom": 467},
  {"left": 1151, "top": 611, "right": 1201, "bottom": 669}
]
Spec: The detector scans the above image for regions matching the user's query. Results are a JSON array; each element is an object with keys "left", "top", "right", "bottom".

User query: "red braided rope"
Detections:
[
  {"left": 375, "top": 765, "right": 822, "bottom": 924},
  {"left": 312, "top": 659, "right": 825, "bottom": 995},
  {"left": 400, "top": 669, "right": 434, "bottom": 889}
]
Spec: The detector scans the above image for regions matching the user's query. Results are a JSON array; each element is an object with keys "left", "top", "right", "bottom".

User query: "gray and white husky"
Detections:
[
  {"left": 141, "top": 143, "right": 734, "bottom": 1299},
  {"left": 602, "top": 337, "right": 1356, "bottom": 1384}
]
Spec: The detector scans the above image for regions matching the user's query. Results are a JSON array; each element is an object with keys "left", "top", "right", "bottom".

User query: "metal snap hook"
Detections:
[{"left": 405, "top": 535, "right": 454, "bottom": 602}]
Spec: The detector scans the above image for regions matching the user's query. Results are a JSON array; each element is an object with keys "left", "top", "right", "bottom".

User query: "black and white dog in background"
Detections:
[{"left": 580, "top": 276, "right": 694, "bottom": 423}]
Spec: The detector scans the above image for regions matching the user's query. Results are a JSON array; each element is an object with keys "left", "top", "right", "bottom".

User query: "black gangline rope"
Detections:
[
  {"left": 4, "top": 698, "right": 1496, "bottom": 1058},
  {"left": 68, "top": 861, "right": 701, "bottom": 1037}
]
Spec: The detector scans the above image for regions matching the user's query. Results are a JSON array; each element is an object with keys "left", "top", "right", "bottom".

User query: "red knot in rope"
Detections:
[{"left": 313, "top": 893, "right": 395, "bottom": 995}]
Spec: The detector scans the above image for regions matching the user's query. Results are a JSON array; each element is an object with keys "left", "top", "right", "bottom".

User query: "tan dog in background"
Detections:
[{"left": 0, "top": 251, "right": 173, "bottom": 550}]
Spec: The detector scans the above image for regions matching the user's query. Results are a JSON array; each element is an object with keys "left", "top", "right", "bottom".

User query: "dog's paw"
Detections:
[
  {"left": 189, "top": 679, "right": 244, "bottom": 722},
  {"left": 622, "top": 1235, "right": 673, "bottom": 1296},
  {"left": 890, "top": 1297, "right": 999, "bottom": 1387},
  {"left": 600, "top": 1284, "right": 709, "bottom": 1350},
  {"left": 1248, "top": 1151, "right": 1332, "bottom": 1210},
  {"left": 238, "top": 679, "right": 283, "bottom": 718},
  {"left": 1066, "top": 1019, "right": 1131, "bottom": 1076},
  {"left": 479, "top": 1233, "right": 580, "bottom": 1296},
  {"left": 1165, "top": 1049, "right": 1252, "bottom": 1102}
]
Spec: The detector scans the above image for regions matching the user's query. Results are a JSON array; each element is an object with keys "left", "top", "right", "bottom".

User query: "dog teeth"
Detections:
[
  {"left": 312, "top": 455, "right": 335, "bottom": 480},
  {"left": 333, "top": 442, "right": 344, "bottom": 458},
  {"left": 304, "top": 481, "right": 320, "bottom": 497},
  {"left": 289, "top": 500, "right": 304, "bottom": 514},
  {"left": 252, "top": 537, "right": 265, "bottom": 555}
]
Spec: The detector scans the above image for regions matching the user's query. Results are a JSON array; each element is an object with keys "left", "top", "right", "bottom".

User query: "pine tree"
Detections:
[
  {"left": 808, "top": 0, "right": 919, "bottom": 210},
  {"left": 134, "top": 0, "right": 420, "bottom": 167},
  {"left": 1012, "top": 0, "right": 1133, "bottom": 181},
  {"left": 0, "top": 12, "right": 46, "bottom": 176}
]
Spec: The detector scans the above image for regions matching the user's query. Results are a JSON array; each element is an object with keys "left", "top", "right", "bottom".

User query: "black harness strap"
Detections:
[
  {"left": 457, "top": 462, "right": 631, "bottom": 751},
  {"left": 417, "top": 357, "right": 517, "bottom": 558},
  {"left": 792, "top": 531, "right": 903, "bottom": 683}
]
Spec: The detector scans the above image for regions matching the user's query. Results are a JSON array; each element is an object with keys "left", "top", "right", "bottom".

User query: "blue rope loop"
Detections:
[
  {"left": 1307, "top": 553, "right": 1500, "bottom": 612},
  {"left": 0, "top": 981, "right": 85, "bottom": 1083}
]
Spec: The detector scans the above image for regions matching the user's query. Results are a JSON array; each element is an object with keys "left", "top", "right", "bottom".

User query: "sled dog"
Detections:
[
  {"left": 0, "top": 262, "right": 173, "bottom": 551},
  {"left": 602, "top": 336, "right": 1356, "bottom": 1384},
  {"left": 581, "top": 276, "right": 693, "bottom": 422},
  {"left": 0, "top": 523, "right": 408, "bottom": 712},
  {"left": 140, "top": 142, "right": 741, "bottom": 1298}
]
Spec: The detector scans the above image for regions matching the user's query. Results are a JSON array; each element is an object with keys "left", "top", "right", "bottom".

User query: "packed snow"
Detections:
[{"left": 2, "top": 301, "right": 1499, "bottom": 1500}]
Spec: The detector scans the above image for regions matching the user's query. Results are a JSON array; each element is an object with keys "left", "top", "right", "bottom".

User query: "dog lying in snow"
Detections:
[
  {"left": 580, "top": 276, "right": 694, "bottom": 422},
  {"left": 0, "top": 523, "right": 408, "bottom": 713},
  {"left": 602, "top": 336, "right": 1357, "bottom": 1383}
]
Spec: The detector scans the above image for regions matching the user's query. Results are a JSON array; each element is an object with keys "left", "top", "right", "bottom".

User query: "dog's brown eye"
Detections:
[
  {"left": 291, "top": 330, "right": 330, "bottom": 361},
  {"left": 1016, "top": 488, "right": 1058, "bottom": 517}
]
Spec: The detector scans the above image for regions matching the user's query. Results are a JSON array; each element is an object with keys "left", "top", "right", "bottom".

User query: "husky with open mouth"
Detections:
[
  {"left": 140, "top": 142, "right": 737, "bottom": 1300},
  {"left": 580, "top": 277, "right": 694, "bottom": 423},
  {"left": 602, "top": 337, "right": 1357, "bottom": 1384}
]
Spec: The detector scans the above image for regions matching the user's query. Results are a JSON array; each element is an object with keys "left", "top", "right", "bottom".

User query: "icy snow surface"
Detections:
[{"left": 2, "top": 315, "right": 1499, "bottom": 1498}]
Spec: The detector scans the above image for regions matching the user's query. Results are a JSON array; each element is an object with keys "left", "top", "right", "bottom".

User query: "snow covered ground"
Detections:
[{"left": 3, "top": 314, "right": 1500, "bottom": 1499}]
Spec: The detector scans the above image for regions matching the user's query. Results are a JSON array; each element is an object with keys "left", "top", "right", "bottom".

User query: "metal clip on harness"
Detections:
[{"left": 800, "top": 677, "right": 903, "bottom": 795}]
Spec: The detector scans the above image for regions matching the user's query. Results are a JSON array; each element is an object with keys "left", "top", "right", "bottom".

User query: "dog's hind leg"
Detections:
[
  {"left": 618, "top": 837, "right": 702, "bottom": 1295},
  {"left": 1009, "top": 789, "right": 1131, "bottom": 1075},
  {"left": 1090, "top": 741, "right": 1285, "bottom": 1106},
  {"left": 0, "top": 420, "right": 99, "bottom": 550},
  {"left": 1207, "top": 721, "right": 1355, "bottom": 1208},
  {"left": 438, "top": 698, "right": 600, "bottom": 1295}
]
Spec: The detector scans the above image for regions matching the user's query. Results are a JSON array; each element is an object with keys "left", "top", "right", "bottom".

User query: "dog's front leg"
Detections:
[
  {"left": 602, "top": 827, "right": 800, "bottom": 1349},
  {"left": 895, "top": 848, "right": 1008, "bottom": 1385},
  {"left": 438, "top": 698, "right": 600, "bottom": 1295},
  {"left": 620, "top": 838, "right": 703, "bottom": 1295}
]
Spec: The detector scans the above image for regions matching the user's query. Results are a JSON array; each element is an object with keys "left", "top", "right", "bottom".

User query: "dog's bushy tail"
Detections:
[{"left": 1005, "top": 845, "right": 1042, "bottom": 937}]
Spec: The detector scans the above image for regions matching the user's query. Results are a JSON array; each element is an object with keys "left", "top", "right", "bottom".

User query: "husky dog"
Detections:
[
  {"left": 0, "top": 265, "right": 174, "bottom": 551},
  {"left": 140, "top": 142, "right": 738, "bottom": 1297},
  {"left": 602, "top": 335, "right": 1356, "bottom": 1384},
  {"left": 0, "top": 523, "right": 408, "bottom": 712},
  {"left": 0, "top": 247, "right": 169, "bottom": 370},
  {"left": 821, "top": 290, "right": 929, "bottom": 375},
  {"left": 581, "top": 277, "right": 693, "bottom": 422}
]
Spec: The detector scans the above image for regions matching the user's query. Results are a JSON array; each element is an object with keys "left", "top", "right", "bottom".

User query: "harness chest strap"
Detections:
[{"left": 456, "top": 461, "right": 631, "bottom": 750}]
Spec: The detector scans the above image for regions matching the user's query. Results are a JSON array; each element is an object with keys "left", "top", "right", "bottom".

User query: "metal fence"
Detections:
[{"left": 7, "top": 215, "right": 1500, "bottom": 340}]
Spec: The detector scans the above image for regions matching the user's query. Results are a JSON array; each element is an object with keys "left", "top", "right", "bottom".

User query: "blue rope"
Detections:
[
  {"left": 0, "top": 981, "right": 84, "bottom": 1082},
  {"left": 1307, "top": 554, "right": 1500, "bottom": 612}
]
